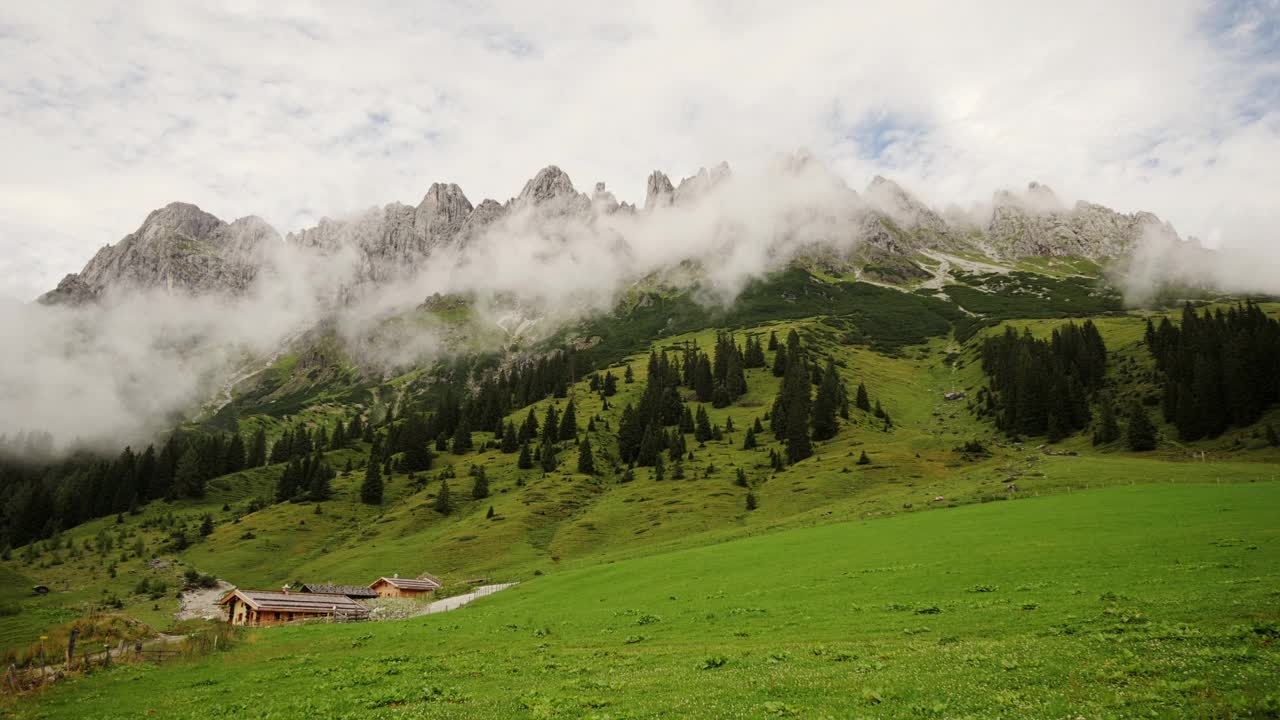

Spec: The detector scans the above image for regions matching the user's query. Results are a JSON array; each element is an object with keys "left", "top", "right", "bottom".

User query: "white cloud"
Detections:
[{"left": 0, "top": 0, "right": 1277, "bottom": 302}]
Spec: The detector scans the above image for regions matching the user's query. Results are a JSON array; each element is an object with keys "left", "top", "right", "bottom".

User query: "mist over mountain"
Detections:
[{"left": 1, "top": 154, "right": 1265, "bottom": 451}]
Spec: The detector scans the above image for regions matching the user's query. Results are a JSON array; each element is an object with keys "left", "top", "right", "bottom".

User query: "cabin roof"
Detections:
[
  {"left": 372, "top": 576, "right": 441, "bottom": 591},
  {"left": 218, "top": 589, "right": 369, "bottom": 614},
  {"left": 300, "top": 583, "right": 378, "bottom": 598}
]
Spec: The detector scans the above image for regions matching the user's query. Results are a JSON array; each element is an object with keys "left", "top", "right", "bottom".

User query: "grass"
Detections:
[{"left": 8, "top": 482, "right": 1278, "bottom": 718}]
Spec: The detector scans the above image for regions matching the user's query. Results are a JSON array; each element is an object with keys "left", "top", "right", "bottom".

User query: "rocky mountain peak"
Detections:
[
  {"left": 517, "top": 165, "right": 577, "bottom": 205},
  {"left": 645, "top": 171, "right": 675, "bottom": 210}
]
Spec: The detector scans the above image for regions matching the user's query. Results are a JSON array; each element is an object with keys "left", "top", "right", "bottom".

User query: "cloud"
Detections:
[{"left": 0, "top": 1, "right": 1277, "bottom": 303}]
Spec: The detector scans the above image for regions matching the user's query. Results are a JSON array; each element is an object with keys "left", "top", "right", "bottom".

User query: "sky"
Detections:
[{"left": 1, "top": 0, "right": 1277, "bottom": 302}]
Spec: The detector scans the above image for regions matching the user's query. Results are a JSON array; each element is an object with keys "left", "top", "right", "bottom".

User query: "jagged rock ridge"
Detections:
[{"left": 41, "top": 163, "right": 1181, "bottom": 303}]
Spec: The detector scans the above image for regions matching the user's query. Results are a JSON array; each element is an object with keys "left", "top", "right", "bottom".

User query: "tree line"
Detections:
[{"left": 1146, "top": 302, "right": 1280, "bottom": 441}]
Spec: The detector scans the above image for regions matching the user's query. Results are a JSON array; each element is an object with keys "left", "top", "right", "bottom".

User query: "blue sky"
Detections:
[{"left": 0, "top": 0, "right": 1277, "bottom": 301}]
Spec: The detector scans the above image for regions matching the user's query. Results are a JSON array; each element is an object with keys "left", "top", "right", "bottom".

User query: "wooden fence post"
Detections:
[{"left": 65, "top": 629, "right": 78, "bottom": 671}]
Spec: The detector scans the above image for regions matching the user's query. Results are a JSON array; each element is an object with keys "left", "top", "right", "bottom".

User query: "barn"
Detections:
[
  {"left": 219, "top": 589, "right": 369, "bottom": 626},
  {"left": 369, "top": 575, "right": 441, "bottom": 599}
]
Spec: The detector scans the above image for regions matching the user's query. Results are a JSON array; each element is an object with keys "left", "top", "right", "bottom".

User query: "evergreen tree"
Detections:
[
  {"left": 745, "top": 491, "right": 758, "bottom": 511},
  {"left": 772, "top": 348, "right": 788, "bottom": 377},
  {"left": 486, "top": 505, "right": 495, "bottom": 519},
  {"left": 173, "top": 446, "right": 205, "bottom": 498},
  {"left": 247, "top": 428, "right": 267, "bottom": 467},
  {"left": 779, "top": 335, "right": 813, "bottom": 465},
  {"left": 577, "top": 436, "right": 596, "bottom": 475},
  {"left": 624, "top": 364, "right": 635, "bottom": 384},
  {"left": 637, "top": 423, "right": 662, "bottom": 466},
  {"left": 308, "top": 452, "right": 334, "bottom": 501},
  {"left": 855, "top": 383, "right": 871, "bottom": 412},
  {"left": 198, "top": 514, "right": 214, "bottom": 537},
  {"left": 330, "top": 420, "right": 346, "bottom": 450},
  {"left": 540, "top": 440, "right": 558, "bottom": 472},
  {"left": 1092, "top": 394, "right": 1121, "bottom": 445},
  {"left": 559, "top": 399, "right": 578, "bottom": 440},
  {"left": 542, "top": 405, "right": 560, "bottom": 445},
  {"left": 403, "top": 414, "right": 435, "bottom": 470},
  {"left": 742, "top": 426, "right": 758, "bottom": 449},
  {"left": 734, "top": 468, "right": 748, "bottom": 487},
  {"left": 433, "top": 479, "right": 452, "bottom": 514},
  {"left": 360, "top": 444, "right": 384, "bottom": 504},
  {"left": 519, "top": 408, "right": 539, "bottom": 443},
  {"left": 276, "top": 458, "right": 300, "bottom": 502},
  {"left": 679, "top": 405, "right": 695, "bottom": 433},
  {"left": 451, "top": 416, "right": 473, "bottom": 455},
  {"left": 470, "top": 466, "right": 489, "bottom": 500},
  {"left": 602, "top": 372, "right": 618, "bottom": 397},
  {"left": 653, "top": 453, "right": 665, "bottom": 481},
  {"left": 857, "top": 450, "right": 871, "bottom": 465},
  {"left": 225, "top": 433, "right": 246, "bottom": 474},
  {"left": 500, "top": 421, "right": 519, "bottom": 453},
  {"left": 694, "top": 406, "right": 713, "bottom": 443},
  {"left": 1126, "top": 402, "right": 1158, "bottom": 452},
  {"left": 518, "top": 441, "right": 534, "bottom": 469},
  {"left": 768, "top": 330, "right": 779, "bottom": 351},
  {"left": 812, "top": 358, "right": 841, "bottom": 441}
]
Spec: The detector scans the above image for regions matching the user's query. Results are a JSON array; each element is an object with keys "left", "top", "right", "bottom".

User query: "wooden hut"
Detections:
[
  {"left": 369, "top": 575, "right": 441, "bottom": 599},
  {"left": 219, "top": 589, "right": 369, "bottom": 626}
]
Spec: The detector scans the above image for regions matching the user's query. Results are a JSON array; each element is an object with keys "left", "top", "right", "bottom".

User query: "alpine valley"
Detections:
[{"left": 2, "top": 158, "right": 1278, "bottom": 719}]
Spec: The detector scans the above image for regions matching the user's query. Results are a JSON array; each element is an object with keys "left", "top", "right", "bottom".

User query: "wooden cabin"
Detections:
[
  {"left": 219, "top": 589, "right": 369, "bottom": 626},
  {"left": 369, "top": 575, "right": 441, "bottom": 599},
  {"left": 299, "top": 583, "right": 378, "bottom": 600}
]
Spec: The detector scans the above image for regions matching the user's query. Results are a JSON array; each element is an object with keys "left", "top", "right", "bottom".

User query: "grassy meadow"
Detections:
[{"left": 6, "top": 481, "right": 1278, "bottom": 719}]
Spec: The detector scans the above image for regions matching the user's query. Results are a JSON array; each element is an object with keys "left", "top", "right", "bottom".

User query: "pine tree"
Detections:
[
  {"left": 403, "top": 414, "right": 435, "bottom": 470},
  {"left": 745, "top": 491, "right": 758, "bottom": 511},
  {"left": 577, "top": 436, "right": 596, "bottom": 475},
  {"left": 857, "top": 450, "right": 871, "bottom": 465},
  {"left": 624, "top": 364, "right": 635, "bottom": 384},
  {"left": 855, "top": 383, "right": 871, "bottom": 412},
  {"left": 812, "top": 358, "right": 840, "bottom": 441},
  {"left": 361, "top": 444, "right": 384, "bottom": 504},
  {"left": 451, "top": 417, "right": 473, "bottom": 455},
  {"left": 1092, "top": 394, "right": 1121, "bottom": 445},
  {"left": 767, "top": 330, "right": 779, "bottom": 351},
  {"left": 470, "top": 466, "right": 489, "bottom": 500},
  {"left": 679, "top": 405, "right": 695, "bottom": 433},
  {"left": 174, "top": 446, "right": 205, "bottom": 498},
  {"left": 518, "top": 441, "right": 534, "bottom": 469},
  {"left": 542, "top": 405, "right": 560, "bottom": 445},
  {"left": 225, "top": 433, "right": 246, "bottom": 474},
  {"left": 653, "top": 454, "right": 665, "bottom": 481},
  {"left": 734, "top": 468, "right": 748, "bottom": 487},
  {"left": 198, "top": 514, "right": 214, "bottom": 537},
  {"left": 1126, "top": 402, "right": 1157, "bottom": 452},
  {"left": 540, "top": 439, "right": 558, "bottom": 472},
  {"left": 743, "top": 426, "right": 758, "bottom": 449},
  {"left": 501, "top": 421, "right": 519, "bottom": 453},
  {"left": 559, "top": 399, "right": 578, "bottom": 440},
  {"left": 433, "top": 479, "right": 452, "bottom": 514},
  {"left": 602, "top": 372, "right": 618, "bottom": 397},
  {"left": 247, "top": 428, "right": 267, "bottom": 467},
  {"left": 519, "top": 408, "right": 539, "bottom": 443},
  {"left": 694, "top": 406, "right": 713, "bottom": 443}
]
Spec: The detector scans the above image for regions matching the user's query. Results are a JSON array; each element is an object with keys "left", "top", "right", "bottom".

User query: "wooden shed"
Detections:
[
  {"left": 369, "top": 576, "right": 441, "bottom": 599},
  {"left": 219, "top": 589, "right": 369, "bottom": 626},
  {"left": 299, "top": 583, "right": 378, "bottom": 600}
]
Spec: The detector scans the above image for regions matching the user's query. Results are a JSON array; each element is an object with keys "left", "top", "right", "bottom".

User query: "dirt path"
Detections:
[
  {"left": 176, "top": 580, "right": 234, "bottom": 621},
  {"left": 412, "top": 583, "right": 517, "bottom": 617}
]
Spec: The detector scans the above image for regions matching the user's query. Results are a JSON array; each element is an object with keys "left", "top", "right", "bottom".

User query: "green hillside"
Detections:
[
  {"left": 2, "top": 267, "right": 1279, "bottom": 716},
  {"left": 10, "top": 482, "right": 1279, "bottom": 718}
]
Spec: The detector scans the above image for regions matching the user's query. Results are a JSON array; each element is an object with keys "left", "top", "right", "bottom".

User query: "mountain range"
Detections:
[{"left": 37, "top": 160, "right": 1182, "bottom": 306}]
